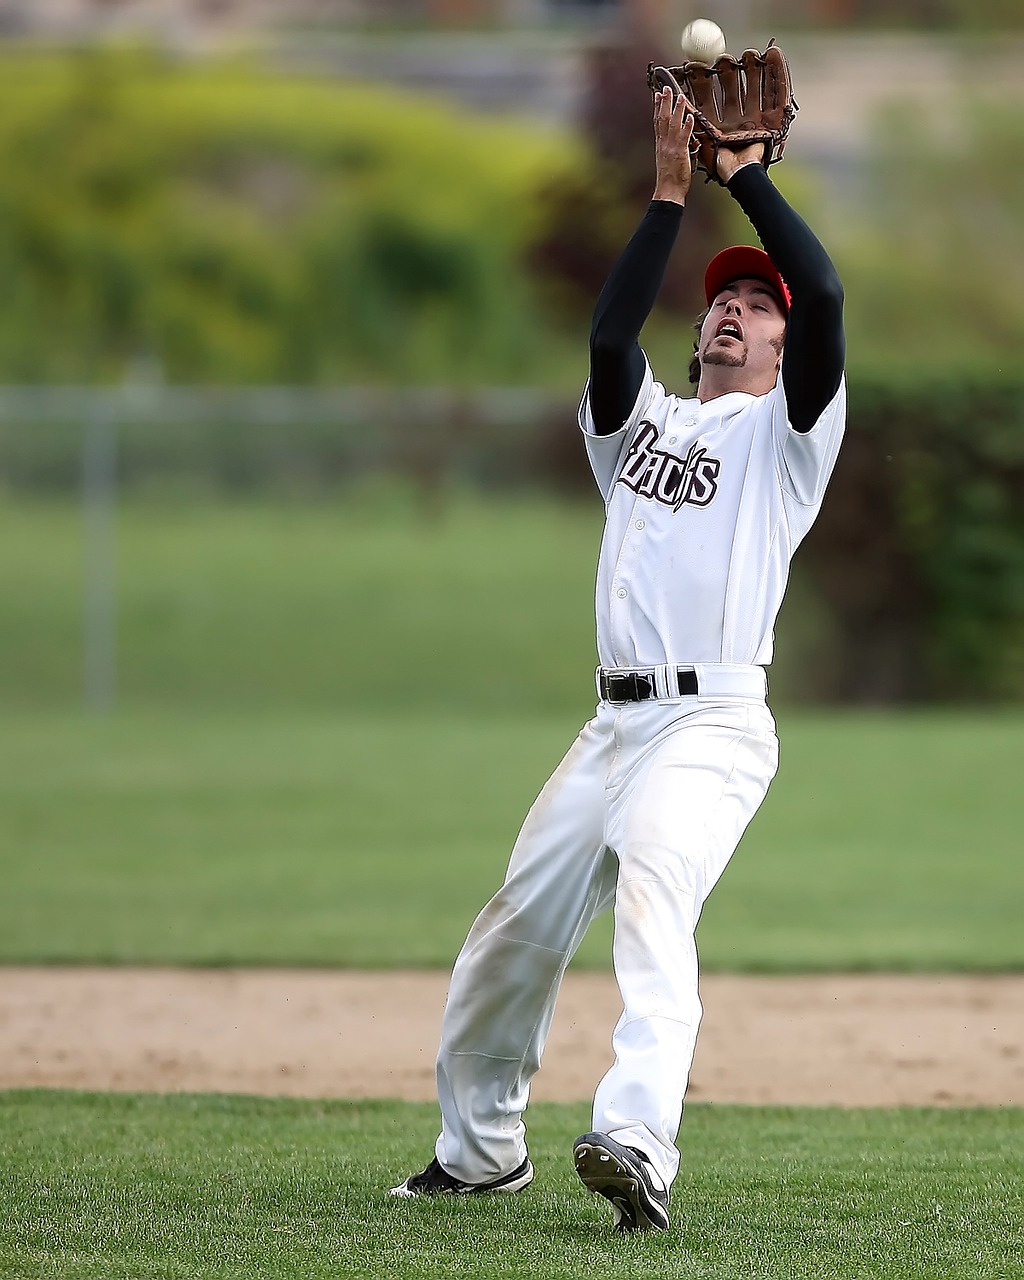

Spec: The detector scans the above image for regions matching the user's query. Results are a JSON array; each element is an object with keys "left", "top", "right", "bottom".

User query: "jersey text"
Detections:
[{"left": 618, "top": 421, "right": 721, "bottom": 511}]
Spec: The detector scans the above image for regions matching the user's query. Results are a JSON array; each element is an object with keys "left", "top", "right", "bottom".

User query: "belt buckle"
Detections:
[
  {"left": 602, "top": 672, "right": 628, "bottom": 704},
  {"left": 603, "top": 671, "right": 652, "bottom": 704},
  {"left": 602, "top": 672, "right": 624, "bottom": 704}
]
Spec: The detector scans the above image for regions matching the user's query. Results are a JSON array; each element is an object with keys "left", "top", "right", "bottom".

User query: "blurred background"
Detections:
[
  {"left": 0, "top": 0, "right": 1022, "bottom": 714},
  {"left": 1, "top": 0, "right": 1023, "bottom": 970}
]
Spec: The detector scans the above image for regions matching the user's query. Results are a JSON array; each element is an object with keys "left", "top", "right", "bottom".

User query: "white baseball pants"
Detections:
[{"left": 433, "top": 687, "right": 779, "bottom": 1192}]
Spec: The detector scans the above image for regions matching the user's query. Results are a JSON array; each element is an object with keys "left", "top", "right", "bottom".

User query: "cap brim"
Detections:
[{"left": 704, "top": 246, "right": 791, "bottom": 312}]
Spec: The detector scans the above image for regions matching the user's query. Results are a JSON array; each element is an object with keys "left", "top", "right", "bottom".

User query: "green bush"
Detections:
[
  {"left": 0, "top": 47, "right": 577, "bottom": 385},
  {"left": 801, "top": 371, "right": 1024, "bottom": 702}
]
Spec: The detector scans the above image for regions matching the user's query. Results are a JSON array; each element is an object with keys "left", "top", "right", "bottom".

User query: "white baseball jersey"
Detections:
[
  {"left": 429, "top": 356, "right": 845, "bottom": 1199},
  {"left": 579, "top": 354, "right": 847, "bottom": 669}
]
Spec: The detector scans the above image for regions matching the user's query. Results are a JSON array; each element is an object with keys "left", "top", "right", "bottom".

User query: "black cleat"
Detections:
[
  {"left": 572, "top": 1131, "right": 670, "bottom": 1231},
  {"left": 389, "top": 1155, "right": 534, "bottom": 1198}
]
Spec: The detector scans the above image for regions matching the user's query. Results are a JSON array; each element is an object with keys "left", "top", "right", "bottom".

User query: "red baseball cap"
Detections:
[{"left": 704, "top": 246, "right": 791, "bottom": 313}]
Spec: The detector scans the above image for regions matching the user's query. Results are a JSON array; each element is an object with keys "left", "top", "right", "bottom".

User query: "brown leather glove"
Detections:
[{"left": 647, "top": 41, "right": 798, "bottom": 185}]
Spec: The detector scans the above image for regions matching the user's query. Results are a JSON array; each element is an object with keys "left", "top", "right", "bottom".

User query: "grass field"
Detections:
[
  {"left": 0, "top": 490, "right": 842, "bottom": 713},
  {"left": 1, "top": 706, "right": 1022, "bottom": 970},
  {"left": 4, "top": 492, "right": 1023, "bottom": 1279},
  {"left": 4, "top": 491, "right": 1021, "bottom": 969},
  {"left": 0, "top": 493, "right": 602, "bottom": 715},
  {"left": 1, "top": 1092, "right": 1021, "bottom": 1280}
]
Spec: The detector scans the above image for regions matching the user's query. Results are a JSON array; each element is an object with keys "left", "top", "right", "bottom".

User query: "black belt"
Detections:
[{"left": 599, "top": 668, "right": 698, "bottom": 704}]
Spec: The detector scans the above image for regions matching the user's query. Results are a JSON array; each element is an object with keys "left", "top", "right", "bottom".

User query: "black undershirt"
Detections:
[{"left": 587, "top": 164, "right": 845, "bottom": 436}]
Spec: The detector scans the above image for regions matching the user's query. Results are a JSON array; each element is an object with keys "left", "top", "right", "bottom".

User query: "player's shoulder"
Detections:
[{"left": 780, "top": 373, "right": 848, "bottom": 439}]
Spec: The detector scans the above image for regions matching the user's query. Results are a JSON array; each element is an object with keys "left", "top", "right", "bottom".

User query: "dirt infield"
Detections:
[{"left": 2, "top": 969, "right": 1022, "bottom": 1107}]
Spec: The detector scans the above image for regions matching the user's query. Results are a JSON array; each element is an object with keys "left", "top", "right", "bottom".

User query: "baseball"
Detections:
[{"left": 680, "top": 18, "right": 727, "bottom": 61}]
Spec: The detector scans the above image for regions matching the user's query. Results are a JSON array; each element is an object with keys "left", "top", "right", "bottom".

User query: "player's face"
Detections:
[{"left": 698, "top": 278, "right": 787, "bottom": 383}]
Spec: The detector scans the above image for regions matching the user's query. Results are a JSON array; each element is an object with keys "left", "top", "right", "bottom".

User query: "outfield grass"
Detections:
[
  {"left": 0, "top": 493, "right": 602, "bottom": 716},
  {"left": 1, "top": 708, "right": 1022, "bottom": 970},
  {"left": 1, "top": 1092, "right": 1021, "bottom": 1280},
  {"left": 4, "top": 494, "right": 1023, "bottom": 1279},
  {"left": 0, "top": 490, "right": 840, "bottom": 714}
]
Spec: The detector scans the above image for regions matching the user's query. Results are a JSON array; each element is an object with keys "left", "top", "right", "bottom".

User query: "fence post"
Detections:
[{"left": 82, "top": 402, "right": 117, "bottom": 713}]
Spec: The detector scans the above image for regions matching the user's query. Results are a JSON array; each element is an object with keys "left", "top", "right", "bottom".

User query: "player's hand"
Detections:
[
  {"left": 716, "top": 142, "right": 767, "bottom": 185},
  {"left": 652, "top": 88, "right": 695, "bottom": 205}
]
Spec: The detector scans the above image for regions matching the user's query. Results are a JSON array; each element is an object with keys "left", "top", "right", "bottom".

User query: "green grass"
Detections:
[
  {"left": 0, "top": 492, "right": 603, "bottom": 716},
  {"left": 4, "top": 493, "right": 1020, "bottom": 1280},
  {"left": 3, "top": 491, "right": 1022, "bottom": 970},
  {"left": 1, "top": 1092, "right": 1021, "bottom": 1280},
  {"left": 1, "top": 708, "right": 1022, "bottom": 970},
  {"left": 0, "top": 490, "right": 842, "bottom": 714}
]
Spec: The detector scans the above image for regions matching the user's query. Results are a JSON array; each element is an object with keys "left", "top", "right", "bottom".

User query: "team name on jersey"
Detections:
[{"left": 618, "top": 421, "right": 721, "bottom": 511}]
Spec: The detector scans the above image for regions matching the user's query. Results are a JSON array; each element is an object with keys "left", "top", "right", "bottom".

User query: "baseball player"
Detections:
[{"left": 391, "top": 85, "right": 846, "bottom": 1231}]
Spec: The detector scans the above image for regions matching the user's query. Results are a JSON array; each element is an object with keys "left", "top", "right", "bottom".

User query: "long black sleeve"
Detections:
[
  {"left": 587, "top": 200, "right": 684, "bottom": 436},
  {"left": 726, "top": 165, "right": 845, "bottom": 433}
]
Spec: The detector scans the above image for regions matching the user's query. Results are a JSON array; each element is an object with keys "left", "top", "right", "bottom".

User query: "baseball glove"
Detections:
[{"left": 647, "top": 40, "right": 797, "bottom": 184}]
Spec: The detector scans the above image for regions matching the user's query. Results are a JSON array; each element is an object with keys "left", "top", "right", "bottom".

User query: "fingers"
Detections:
[
  {"left": 654, "top": 86, "right": 696, "bottom": 141},
  {"left": 654, "top": 86, "right": 673, "bottom": 134},
  {"left": 673, "top": 90, "right": 699, "bottom": 151}
]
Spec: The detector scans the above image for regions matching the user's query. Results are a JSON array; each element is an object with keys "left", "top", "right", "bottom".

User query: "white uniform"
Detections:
[{"left": 433, "top": 356, "right": 846, "bottom": 1193}]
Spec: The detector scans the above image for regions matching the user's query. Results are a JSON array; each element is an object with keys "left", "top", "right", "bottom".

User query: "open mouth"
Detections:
[{"left": 715, "top": 320, "right": 743, "bottom": 341}]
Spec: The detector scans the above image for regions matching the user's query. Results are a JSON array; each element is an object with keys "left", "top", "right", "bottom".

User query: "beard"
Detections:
[{"left": 702, "top": 343, "right": 746, "bottom": 368}]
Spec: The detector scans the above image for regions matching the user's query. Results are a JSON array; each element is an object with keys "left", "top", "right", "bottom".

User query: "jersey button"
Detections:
[
  {"left": 635, "top": 519, "right": 645, "bottom": 530},
  {"left": 616, "top": 588, "right": 628, "bottom": 599}
]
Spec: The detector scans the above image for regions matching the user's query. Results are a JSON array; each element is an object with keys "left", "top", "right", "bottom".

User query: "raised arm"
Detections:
[
  {"left": 717, "top": 151, "right": 845, "bottom": 433},
  {"left": 587, "top": 91, "right": 695, "bottom": 436}
]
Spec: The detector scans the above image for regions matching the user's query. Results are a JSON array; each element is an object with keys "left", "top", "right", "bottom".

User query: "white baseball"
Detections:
[{"left": 680, "top": 18, "right": 727, "bottom": 61}]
